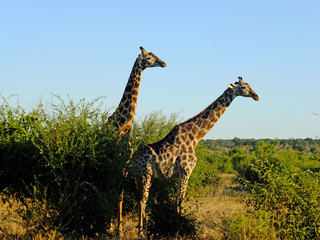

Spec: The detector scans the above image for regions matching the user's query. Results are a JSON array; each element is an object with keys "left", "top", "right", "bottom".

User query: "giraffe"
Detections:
[
  {"left": 107, "top": 46, "right": 166, "bottom": 236},
  {"left": 129, "top": 77, "right": 259, "bottom": 234},
  {"left": 107, "top": 46, "right": 167, "bottom": 136}
]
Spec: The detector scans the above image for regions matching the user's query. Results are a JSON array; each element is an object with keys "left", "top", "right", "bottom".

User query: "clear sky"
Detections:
[{"left": 1, "top": 1, "right": 319, "bottom": 139}]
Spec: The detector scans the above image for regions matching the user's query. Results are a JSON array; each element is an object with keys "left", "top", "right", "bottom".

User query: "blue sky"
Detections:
[{"left": 1, "top": 1, "right": 319, "bottom": 139}]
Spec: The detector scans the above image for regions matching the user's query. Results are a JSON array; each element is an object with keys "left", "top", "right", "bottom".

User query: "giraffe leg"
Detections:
[
  {"left": 177, "top": 172, "right": 190, "bottom": 214},
  {"left": 137, "top": 173, "right": 152, "bottom": 236},
  {"left": 118, "top": 159, "right": 131, "bottom": 237},
  {"left": 177, "top": 154, "right": 196, "bottom": 214},
  {"left": 118, "top": 190, "right": 124, "bottom": 237}
]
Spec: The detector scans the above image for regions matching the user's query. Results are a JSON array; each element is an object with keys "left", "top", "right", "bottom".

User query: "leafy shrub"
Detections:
[
  {"left": 130, "top": 110, "right": 179, "bottom": 150},
  {"left": 146, "top": 199, "right": 199, "bottom": 239},
  {"left": 0, "top": 99, "right": 41, "bottom": 192},
  {"left": 0, "top": 95, "right": 130, "bottom": 237},
  {"left": 226, "top": 209, "right": 277, "bottom": 240},
  {"left": 235, "top": 141, "right": 320, "bottom": 239},
  {"left": 188, "top": 143, "right": 221, "bottom": 195}
]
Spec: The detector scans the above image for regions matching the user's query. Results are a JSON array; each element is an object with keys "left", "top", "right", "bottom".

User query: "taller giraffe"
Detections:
[
  {"left": 129, "top": 77, "right": 259, "bottom": 234},
  {"left": 107, "top": 46, "right": 166, "bottom": 135},
  {"left": 107, "top": 47, "right": 166, "bottom": 236}
]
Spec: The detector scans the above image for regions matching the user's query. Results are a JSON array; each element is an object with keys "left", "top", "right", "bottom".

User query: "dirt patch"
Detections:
[{"left": 189, "top": 173, "right": 245, "bottom": 240}]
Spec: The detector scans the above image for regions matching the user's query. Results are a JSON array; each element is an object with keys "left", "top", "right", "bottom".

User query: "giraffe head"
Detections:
[
  {"left": 138, "top": 46, "right": 167, "bottom": 70},
  {"left": 228, "top": 77, "right": 259, "bottom": 101}
]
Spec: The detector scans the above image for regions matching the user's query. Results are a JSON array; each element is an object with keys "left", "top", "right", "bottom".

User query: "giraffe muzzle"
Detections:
[
  {"left": 158, "top": 60, "right": 167, "bottom": 67},
  {"left": 252, "top": 94, "right": 259, "bottom": 101}
]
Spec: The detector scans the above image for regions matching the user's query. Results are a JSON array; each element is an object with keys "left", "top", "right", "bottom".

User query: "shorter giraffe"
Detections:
[{"left": 129, "top": 77, "right": 259, "bottom": 234}]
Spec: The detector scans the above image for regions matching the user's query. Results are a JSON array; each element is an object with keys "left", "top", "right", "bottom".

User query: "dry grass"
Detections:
[
  {"left": 120, "top": 173, "right": 246, "bottom": 239},
  {"left": 0, "top": 193, "right": 27, "bottom": 238},
  {"left": 0, "top": 173, "right": 245, "bottom": 239},
  {"left": 187, "top": 173, "right": 246, "bottom": 240},
  {"left": 0, "top": 193, "right": 64, "bottom": 240}
]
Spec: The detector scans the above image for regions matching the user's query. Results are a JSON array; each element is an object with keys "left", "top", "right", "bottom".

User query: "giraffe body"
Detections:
[{"left": 130, "top": 77, "right": 259, "bottom": 234}]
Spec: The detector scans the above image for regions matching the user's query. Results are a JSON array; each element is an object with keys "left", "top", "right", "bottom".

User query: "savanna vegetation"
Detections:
[{"left": 1, "top": 95, "right": 320, "bottom": 239}]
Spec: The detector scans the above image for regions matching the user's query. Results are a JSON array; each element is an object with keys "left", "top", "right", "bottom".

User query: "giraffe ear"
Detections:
[
  {"left": 228, "top": 83, "right": 237, "bottom": 89},
  {"left": 140, "top": 46, "right": 148, "bottom": 56}
]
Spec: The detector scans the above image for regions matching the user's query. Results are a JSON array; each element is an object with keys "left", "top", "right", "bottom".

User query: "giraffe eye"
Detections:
[{"left": 241, "top": 86, "right": 246, "bottom": 90}]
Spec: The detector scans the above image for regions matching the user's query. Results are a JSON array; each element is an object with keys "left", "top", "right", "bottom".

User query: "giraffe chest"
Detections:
[
  {"left": 154, "top": 144, "right": 180, "bottom": 179},
  {"left": 154, "top": 141, "right": 196, "bottom": 178}
]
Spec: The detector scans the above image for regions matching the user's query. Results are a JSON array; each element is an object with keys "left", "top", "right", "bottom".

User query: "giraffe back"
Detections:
[{"left": 131, "top": 124, "right": 199, "bottom": 179}]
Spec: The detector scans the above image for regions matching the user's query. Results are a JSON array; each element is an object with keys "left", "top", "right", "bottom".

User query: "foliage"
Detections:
[
  {"left": 226, "top": 209, "right": 277, "bottom": 240},
  {"left": 234, "top": 141, "right": 320, "bottom": 239},
  {"left": 0, "top": 95, "right": 130, "bottom": 237},
  {"left": 2, "top": 94, "right": 320, "bottom": 239},
  {"left": 146, "top": 199, "right": 199, "bottom": 239},
  {"left": 188, "top": 143, "right": 221, "bottom": 195},
  {"left": 130, "top": 110, "right": 179, "bottom": 150}
]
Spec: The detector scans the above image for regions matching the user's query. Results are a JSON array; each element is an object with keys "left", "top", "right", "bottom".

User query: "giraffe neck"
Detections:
[
  {"left": 108, "top": 57, "right": 143, "bottom": 135},
  {"left": 182, "top": 88, "right": 236, "bottom": 141}
]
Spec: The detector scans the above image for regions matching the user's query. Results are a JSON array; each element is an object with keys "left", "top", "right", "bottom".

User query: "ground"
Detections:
[
  {"left": 0, "top": 173, "right": 245, "bottom": 239},
  {"left": 191, "top": 173, "right": 245, "bottom": 240},
  {"left": 121, "top": 173, "right": 245, "bottom": 239},
  {"left": 0, "top": 193, "right": 26, "bottom": 237}
]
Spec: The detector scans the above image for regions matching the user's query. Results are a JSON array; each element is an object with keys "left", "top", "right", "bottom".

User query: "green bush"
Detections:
[
  {"left": 188, "top": 143, "right": 221, "bottom": 195},
  {"left": 130, "top": 110, "right": 179, "bottom": 150},
  {"left": 235, "top": 141, "right": 320, "bottom": 239},
  {"left": 0, "top": 96, "right": 131, "bottom": 236},
  {"left": 146, "top": 200, "right": 199, "bottom": 239},
  {"left": 226, "top": 209, "right": 277, "bottom": 240},
  {"left": 0, "top": 99, "right": 40, "bottom": 192}
]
